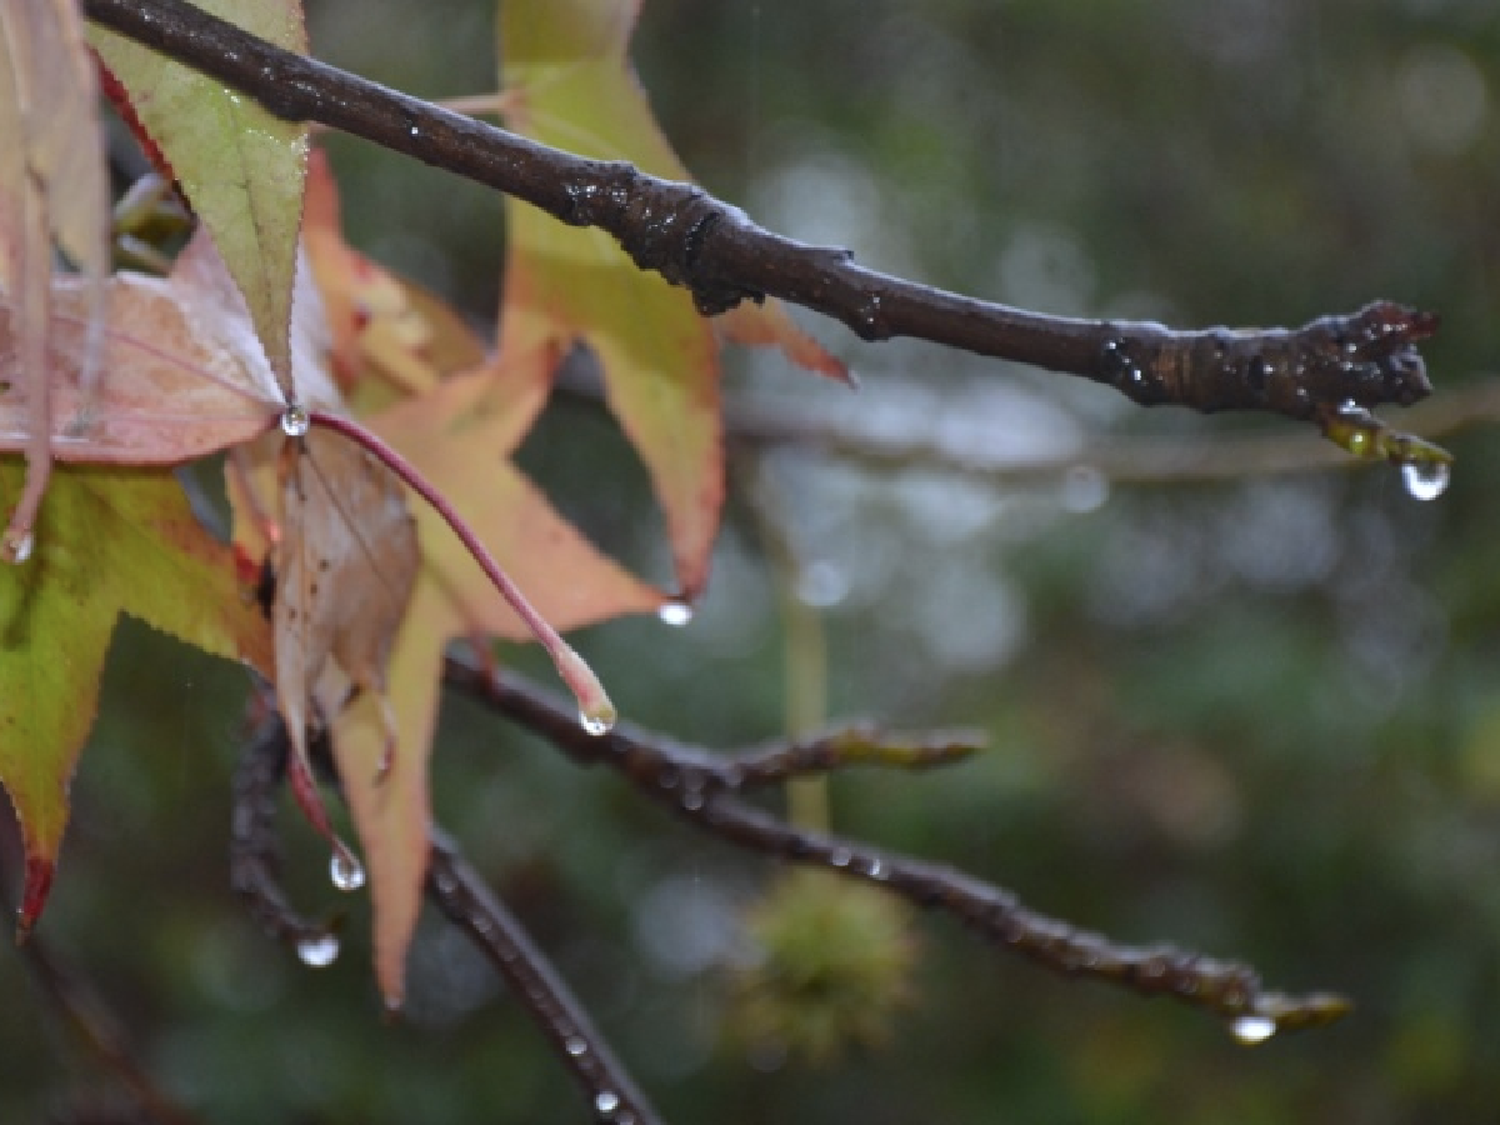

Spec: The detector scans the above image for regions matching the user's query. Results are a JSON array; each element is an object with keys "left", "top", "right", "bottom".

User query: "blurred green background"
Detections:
[{"left": 5, "top": 0, "right": 1500, "bottom": 1121}]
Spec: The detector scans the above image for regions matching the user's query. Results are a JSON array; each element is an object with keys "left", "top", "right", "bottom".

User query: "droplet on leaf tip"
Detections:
[
  {"left": 1401, "top": 459, "right": 1450, "bottom": 501},
  {"left": 4, "top": 529, "right": 34, "bottom": 565},
  {"left": 280, "top": 403, "right": 311, "bottom": 437},
  {"left": 658, "top": 600, "right": 694, "bottom": 627},
  {"left": 1228, "top": 1013, "right": 1277, "bottom": 1045},
  {"left": 296, "top": 932, "right": 340, "bottom": 968},
  {"left": 330, "top": 847, "right": 366, "bottom": 892}
]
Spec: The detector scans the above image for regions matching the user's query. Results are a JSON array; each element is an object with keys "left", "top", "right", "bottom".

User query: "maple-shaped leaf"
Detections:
[
  {"left": 0, "top": 246, "right": 289, "bottom": 464},
  {"left": 498, "top": 0, "right": 846, "bottom": 601},
  {"left": 89, "top": 0, "right": 310, "bottom": 397},
  {"left": 0, "top": 459, "right": 271, "bottom": 930},
  {"left": 337, "top": 358, "right": 665, "bottom": 1006},
  {"left": 0, "top": 0, "right": 111, "bottom": 558}
]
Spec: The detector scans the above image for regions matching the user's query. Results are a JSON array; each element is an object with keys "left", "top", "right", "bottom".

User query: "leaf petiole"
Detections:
[{"left": 305, "top": 409, "right": 616, "bottom": 733}]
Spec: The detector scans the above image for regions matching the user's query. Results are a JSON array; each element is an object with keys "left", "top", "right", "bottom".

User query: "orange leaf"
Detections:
[{"left": 498, "top": 0, "right": 846, "bottom": 600}]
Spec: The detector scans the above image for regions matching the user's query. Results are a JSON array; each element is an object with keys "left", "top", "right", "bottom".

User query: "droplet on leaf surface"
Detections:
[
  {"left": 1401, "top": 458, "right": 1450, "bottom": 501},
  {"left": 1229, "top": 1013, "right": 1277, "bottom": 1045},
  {"left": 296, "top": 932, "right": 341, "bottom": 968}
]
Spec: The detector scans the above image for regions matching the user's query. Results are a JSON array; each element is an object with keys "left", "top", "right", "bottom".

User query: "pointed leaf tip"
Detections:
[{"left": 17, "top": 853, "right": 55, "bottom": 939}]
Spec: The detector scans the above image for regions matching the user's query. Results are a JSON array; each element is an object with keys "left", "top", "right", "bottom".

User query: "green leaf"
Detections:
[
  {"left": 88, "top": 0, "right": 309, "bottom": 397},
  {"left": 0, "top": 460, "right": 271, "bottom": 930}
]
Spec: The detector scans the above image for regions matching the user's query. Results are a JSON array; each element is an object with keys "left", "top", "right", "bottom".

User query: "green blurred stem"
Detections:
[{"left": 750, "top": 461, "right": 831, "bottom": 834}]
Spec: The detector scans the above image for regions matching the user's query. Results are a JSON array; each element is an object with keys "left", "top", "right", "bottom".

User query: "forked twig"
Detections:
[
  {"left": 230, "top": 707, "right": 663, "bottom": 1125},
  {"left": 441, "top": 651, "right": 1350, "bottom": 1038}
]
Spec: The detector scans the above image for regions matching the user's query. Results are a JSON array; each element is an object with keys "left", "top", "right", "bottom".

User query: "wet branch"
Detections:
[
  {"left": 230, "top": 712, "right": 663, "bottom": 1125},
  {"left": 427, "top": 829, "right": 663, "bottom": 1125},
  {"left": 86, "top": 0, "right": 1436, "bottom": 423},
  {"left": 440, "top": 651, "right": 1350, "bottom": 1036}
]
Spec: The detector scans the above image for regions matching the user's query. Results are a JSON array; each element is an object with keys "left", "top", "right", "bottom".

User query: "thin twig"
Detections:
[
  {"left": 230, "top": 706, "right": 664, "bottom": 1123},
  {"left": 229, "top": 711, "right": 337, "bottom": 954},
  {"left": 427, "top": 829, "right": 665, "bottom": 1125},
  {"left": 0, "top": 841, "right": 199, "bottom": 1125},
  {"left": 441, "top": 651, "right": 1350, "bottom": 1035},
  {"left": 729, "top": 375, "right": 1500, "bottom": 489},
  {"left": 85, "top": 0, "right": 1436, "bottom": 424}
]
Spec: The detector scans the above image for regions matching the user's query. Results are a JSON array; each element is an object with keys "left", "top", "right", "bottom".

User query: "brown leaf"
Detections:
[{"left": 273, "top": 427, "right": 419, "bottom": 804}]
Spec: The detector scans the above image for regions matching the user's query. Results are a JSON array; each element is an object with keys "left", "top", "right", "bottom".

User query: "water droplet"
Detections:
[
  {"left": 830, "top": 847, "right": 853, "bottom": 868},
  {"left": 296, "top": 932, "right": 340, "bottom": 968},
  {"left": 594, "top": 1091, "right": 621, "bottom": 1116},
  {"left": 657, "top": 600, "right": 694, "bottom": 627},
  {"left": 864, "top": 857, "right": 886, "bottom": 880},
  {"left": 280, "top": 403, "right": 310, "bottom": 437},
  {"left": 796, "top": 560, "right": 849, "bottom": 608},
  {"left": 565, "top": 1036, "right": 589, "bottom": 1057},
  {"left": 6, "top": 530, "right": 33, "bottom": 564},
  {"left": 1401, "top": 459, "right": 1450, "bottom": 501},
  {"left": 1061, "top": 465, "right": 1109, "bottom": 513},
  {"left": 1229, "top": 1014, "right": 1277, "bottom": 1045},
  {"left": 579, "top": 708, "right": 616, "bottom": 736},
  {"left": 330, "top": 848, "right": 366, "bottom": 892}
]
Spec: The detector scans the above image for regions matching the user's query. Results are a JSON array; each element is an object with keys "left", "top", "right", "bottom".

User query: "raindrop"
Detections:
[
  {"left": 657, "top": 600, "right": 694, "bottom": 627},
  {"left": 594, "top": 1091, "right": 621, "bottom": 1117},
  {"left": 864, "top": 857, "right": 886, "bottom": 880},
  {"left": 8, "top": 531, "right": 33, "bottom": 564},
  {"left": 580, "top": 709, "right": 616, "bottom": 736},
  {"left": 1229, "top": 1014, "right": 1277, "bottom": 1045},
  {"left": 1401, "top": 459, "right": 1450, "bottom": 502},
  {"left": 1061, "top": 465, "right": 1109, "bottom": 514},
  {"left": 296, "top": 932, "right": 340, "bottom": 968},
  {"left": 829, "top": 847, "right": 853, "bottom": 868},
  {"left": 330, "top": 848, "right": 366, "bottom": 892},
  {"left": 280, "top": 403, "right": 311, "bottom": 437},
  {"left": 565, "top": 1036, "right": 589, "bottom": 1057},
  {"left": 796, "top": 560, "right": 849, "bottom": 608}
]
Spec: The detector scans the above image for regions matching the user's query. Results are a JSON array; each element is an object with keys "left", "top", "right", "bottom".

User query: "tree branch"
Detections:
[
  {"left": 84, "top": 0, "right": 1436, "bottom": 423},
  {"left": 440, "top": 652, "right": 1350, "bottom": 1038},
  {"left": 230, "top": 709, "right": 664, "bottom": 1125},
  {"left": 426, "top": 829, "right": 664, "bottom": 1125}
]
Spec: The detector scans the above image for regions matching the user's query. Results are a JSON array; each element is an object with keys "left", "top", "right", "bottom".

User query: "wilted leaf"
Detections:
[
  {"left": 89, "top": 0, "right": 310, "bottom": 396},
  {"left": 0, "top": 460, "right": 271, "bottom": 930},
  {"left": 498, "top": 0, "right": 846, "bottom": 600}
]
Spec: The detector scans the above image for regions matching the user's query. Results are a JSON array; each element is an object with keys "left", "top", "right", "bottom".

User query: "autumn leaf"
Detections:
[
  {"left": 303, "top": 151, "right": 483, "bottom": 405},
  {"left": 497, "top": 0, "right": 845, "bottom": 602},
  {"left": 0, "top": 0, "right": 111, "bottom": 559},
  {"left": 0, "top": 460, "right": 271, "bottom": 931},
  {"left": 0, "top": 250, "right": 286, "bottom": 465},
  {"left": 89, "top": 0, "right": 310, "bottom": 396},
  {"left": 336, "top": 356, "right": 665, "bottom": 1006}
]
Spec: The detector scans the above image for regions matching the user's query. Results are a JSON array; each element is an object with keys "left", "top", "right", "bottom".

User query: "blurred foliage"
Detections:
[{"left": 5, "top": 0, "right": 1500, "bottom": 1121}]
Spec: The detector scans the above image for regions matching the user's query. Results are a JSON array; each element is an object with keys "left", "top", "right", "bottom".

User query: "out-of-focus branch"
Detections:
[
  {"left": 87, "top": 0, "right": 1436, "bottom": 426},
  {"left": 440, "top": 652, "right": 1350, "bottom": 1037},
  {"left": 230, "top": 708, "right": 663, "bottom": 1125},
  {"left": 0, "top": 846, "right": 198, "bottom": 1125},
  {"left": 729, "top": 375, "right": 1500, "bottom": 489},
  {"left": 426, "top": 830, "right": 664, "bottom": 1125}
]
